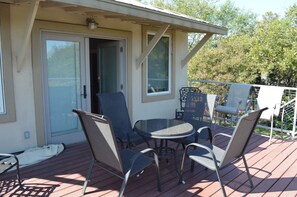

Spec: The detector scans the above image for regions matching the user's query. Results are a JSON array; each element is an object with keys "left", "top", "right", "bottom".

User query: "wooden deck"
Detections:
[{"left": 1, "top": 125, "right": 297, "bottom": 197}]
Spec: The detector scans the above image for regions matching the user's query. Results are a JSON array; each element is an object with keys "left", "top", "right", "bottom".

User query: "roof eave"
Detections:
[{"left": 50, "top": 0, "right": 228, "bottom": 35}]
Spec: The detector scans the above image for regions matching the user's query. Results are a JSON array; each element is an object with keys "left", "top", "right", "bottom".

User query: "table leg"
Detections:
[{"left": 155, "top": 139, "right": 183, "bottom": 178}]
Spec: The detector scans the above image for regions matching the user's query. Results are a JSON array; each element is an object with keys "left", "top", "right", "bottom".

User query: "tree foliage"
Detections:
[
  {"left": 189, "top": 34, "right": 261, "bottom": 84},
  {"left": 139, "top": 0, "right": 297, "bottom": 87},
  {"left": 249, "top": 11, "right": 297, "bottom": 86}
]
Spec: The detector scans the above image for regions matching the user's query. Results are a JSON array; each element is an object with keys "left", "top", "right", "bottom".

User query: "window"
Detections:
[
  {"left": 147, "top": 34, "right": 170, "bottom": 95},
  {"left": 142, "top": 30, "right": 174, "bottom": 102},
  {"left": 0, "top": 4, "right": 16, "bottom": 123}
]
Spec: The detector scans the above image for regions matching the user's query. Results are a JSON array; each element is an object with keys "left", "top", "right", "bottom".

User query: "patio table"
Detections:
[{"left": 134, "top": 118, "right": 194, "bottom": 176}]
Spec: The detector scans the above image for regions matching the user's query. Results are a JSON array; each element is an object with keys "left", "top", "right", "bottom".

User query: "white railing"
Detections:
[{"left": 190, "top": 80, "right": 297, "bottom": 139}]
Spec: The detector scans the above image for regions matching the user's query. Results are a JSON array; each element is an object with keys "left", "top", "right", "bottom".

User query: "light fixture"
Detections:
[{"left": 86, "top": 17, "right": 99, "bottom": 30}]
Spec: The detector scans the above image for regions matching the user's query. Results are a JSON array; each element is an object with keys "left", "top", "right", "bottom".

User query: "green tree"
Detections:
[
  {"left": 285, "top": 4, "right": 297, "bottom": 26},
  {"left": 249, "top": 10, "right": 297, "bottom": 87},
  {"left": 214, "top": 0, "right": 257, "bottom": 35},
  {"left": 189, "top": 34, "right": 260, "bottom": 84}
]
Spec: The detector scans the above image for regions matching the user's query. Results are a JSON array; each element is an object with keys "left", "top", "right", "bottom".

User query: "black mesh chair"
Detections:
[
  {"left": 173, "top": 92, "right": 217, "bottom": 148},
  {"left": 97, "top": 92, "right": 149, "bottom": 148},
  {"left": 179, "top": 108, "right": 268, "bottom": 197},
  {"left": 73, "top": 109, "right": 161, "bottom": 197},
  {"left": 0, "top": 153, "right": 23, "bottom": 189},
  {"left": 176, "top": 87, "right": 201, "bottom": 119}
]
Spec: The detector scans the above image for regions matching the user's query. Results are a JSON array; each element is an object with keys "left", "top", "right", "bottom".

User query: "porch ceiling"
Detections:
[{"left": 2, "top": 0, "right": 228, "bottom": 35}]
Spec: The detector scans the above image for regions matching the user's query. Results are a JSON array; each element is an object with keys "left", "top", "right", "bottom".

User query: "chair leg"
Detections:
[
  {"left": 269, "top": 116, "right": 274, "bottom": 144},
  {"left": 242, "top": 155, "right": 254, "bottom": 188},
  {"left": 82, "top": 159, "right": 94, "bottom": 194},
  {"left": 179, "top": 151, "right": 187, "bottom": 184},
  {"left": 16, "top": 163, "right": 23, "bottom": 189},
  {"left": 215, "top": 168, "right": 227, "bottom": 197},
  {"left": 119, "top": 173, "right": 129, "bottom": 197},
  {"left": 153, "top": 152, "right": 162, "bottom": 192}
]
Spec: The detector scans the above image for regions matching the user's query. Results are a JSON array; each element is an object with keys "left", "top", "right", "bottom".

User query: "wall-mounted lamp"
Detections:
[{"left": 86, "top": 17, "right": 99, "bottom": 30}]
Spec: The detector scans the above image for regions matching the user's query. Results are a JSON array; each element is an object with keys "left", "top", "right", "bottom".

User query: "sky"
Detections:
[
  {"left": 141, "top": 0, "right": 296, "bottom": 19},
  {"left": 225, "top": 0, "right": 296, "bottom": 18}
]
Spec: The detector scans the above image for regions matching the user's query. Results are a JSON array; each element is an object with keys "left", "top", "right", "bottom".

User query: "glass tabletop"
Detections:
[{"left": 134, "top": 119, "right": 194, "bottom": 139}]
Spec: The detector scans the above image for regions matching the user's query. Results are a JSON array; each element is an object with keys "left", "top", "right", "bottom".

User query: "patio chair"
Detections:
[
  {"left": 0, "top": 153, "right": 23, "bottom": 189},
  {"left": 173, "top": 92, "right": 217, "bottom": 148},
  {"left": 179, "top": 107, "right": 267, "bottom": 197},
  {"left": 175, "top": 87, "right": 201, "bottom": 119},
  {"left": 215, "top": 83, "right": 252, "bottom": 125},
  {"left": 97, "top": 92, "right": 149, "bottom": 148},
  {"left": 72, "top": 109, "right": 161, "bottom": 197},
  {"left": 256, "top": 86, "right": 284, "bottom": 143}
]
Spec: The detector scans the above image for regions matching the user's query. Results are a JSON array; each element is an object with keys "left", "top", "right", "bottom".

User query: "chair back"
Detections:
[
  {"left": 256, "top": 86, "right": 284, "bottom": 120},
  {"left": 226, "top": 84, "right": 252, "bottom": 111},
  {"left": 73, "top": 109, "right": 124, "bottom": 174},
  {"left": 179, "top": 87, "right": 201, "bottom": 111},
  {"left": 183, "top": 92, "right": 216, "bottom": 132},
  {"left": 220, "top": 108, "right": 267, "bottom": 167},
  {"left": 97, "top": 92, "right": 133, "bottom": 139}
]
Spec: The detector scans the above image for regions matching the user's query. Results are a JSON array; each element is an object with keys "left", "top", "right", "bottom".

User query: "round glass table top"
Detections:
[{"left": 134, "top": 119, "right": 194, "bottom": 139}]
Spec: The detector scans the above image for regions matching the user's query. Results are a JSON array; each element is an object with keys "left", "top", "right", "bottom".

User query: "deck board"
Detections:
[{"left": 1, "top": 125, "right": 297, "bottom": 197}]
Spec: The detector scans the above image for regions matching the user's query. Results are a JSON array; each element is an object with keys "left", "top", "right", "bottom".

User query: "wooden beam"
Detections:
[
  {"left": 181, "top": 33, "right": 213, "bottom": 67},
  {"left": 136, "top": 24, "right": 169, "bottom": 68},
  {"left": 16, "top": 0, "right": 40, "bottom": 72}
]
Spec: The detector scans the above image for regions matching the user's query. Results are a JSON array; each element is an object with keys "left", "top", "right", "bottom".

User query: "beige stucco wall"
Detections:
[
  {"left": 0, "top": 4, "right": 189, "bottom": 153},
  {"left": 0, "top": 5, "right": 38, "bottom": 153}
]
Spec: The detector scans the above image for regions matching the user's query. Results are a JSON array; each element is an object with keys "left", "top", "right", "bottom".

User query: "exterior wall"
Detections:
[
  {"left": 0, "top": 4, "right": 189, "bottom": 153},
  {"left": 0, "top": 5, "right": 37, "bottom": 153}
]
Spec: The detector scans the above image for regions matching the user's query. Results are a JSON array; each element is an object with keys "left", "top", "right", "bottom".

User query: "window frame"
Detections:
[
  {"left": 0, "top": 4, "right": 16, "bottom": 123},
  {"left": 142, "top": 27, "right": 175, "bottom": 103}
]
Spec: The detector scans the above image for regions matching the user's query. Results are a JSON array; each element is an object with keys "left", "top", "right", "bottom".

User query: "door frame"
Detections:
[
  {"left": 41, "top": 32, "right": 89, "bottom": 144},
  {"left": 32, "top": 20, "right": 132, "bottom": 146}
]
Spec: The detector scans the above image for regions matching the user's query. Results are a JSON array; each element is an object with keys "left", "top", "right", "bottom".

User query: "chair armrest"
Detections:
[
  {"left": 213, "top": 133, "right": 232, "bottom": 145},
  {"left": 197, "top": 126, "right": 213, "bottom": 143},
  {"left": 185, "top": 143, "right": 218, "bottom": 165},
  {"left": 129, "top": 148, "right": 159, "bottom": 170}
]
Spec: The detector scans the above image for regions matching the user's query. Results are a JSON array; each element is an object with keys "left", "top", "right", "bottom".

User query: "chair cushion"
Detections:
[{"left": 215, "top": 105, "right": 238, "bottom": 115}]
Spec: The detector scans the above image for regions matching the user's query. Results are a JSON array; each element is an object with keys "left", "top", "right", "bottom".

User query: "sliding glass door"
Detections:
[{"left": 42, "top": 32, "right": 88, "bottom": 144}]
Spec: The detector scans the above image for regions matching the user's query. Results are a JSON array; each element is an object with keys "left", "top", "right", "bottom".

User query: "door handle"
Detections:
[{"left": 82, "top": 85, "right": 87, "bottom": 99}]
